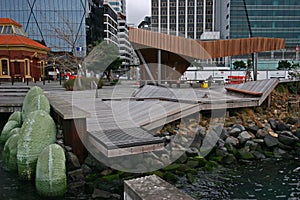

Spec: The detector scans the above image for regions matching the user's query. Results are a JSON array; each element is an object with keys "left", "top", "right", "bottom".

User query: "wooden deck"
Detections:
[
  {"left": 45, "top": 79, "right": 279, "bottom": 159},
  {"left": 0, "top": 86, "right": 30, "bottom": 112},
  {"left": 0, "top": 80, "right": 281, "bottom": 160}
]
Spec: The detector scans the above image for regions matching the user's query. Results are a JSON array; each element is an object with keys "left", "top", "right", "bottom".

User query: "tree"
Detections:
[
  {"left": 277, "top": 60, "right": 293, "bottom": 70},
  {"left": 84, "top": 42, "right": 121, "bottom": 80},
  {"left": 233, "top": 59, "right": 253, "bottom": 81},
  {"left": 233, "top": 60, "right": 246, "bottom": 70}
]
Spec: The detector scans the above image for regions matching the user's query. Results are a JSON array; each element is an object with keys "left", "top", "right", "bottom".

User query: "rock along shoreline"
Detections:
[{"left": 63, "top": 92, "right": 300, "bottom": 199}]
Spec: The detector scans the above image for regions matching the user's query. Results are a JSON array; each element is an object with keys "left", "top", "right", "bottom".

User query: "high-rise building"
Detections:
[
  {"left": 0, "top": 0, "right": 87, "bottom": 57},
  {"left": 86, "top": 0, "right": 119, "bottom": 48},
  {"left": 218, "top": 0, "right": 300, "bottom": 50},
  {"left": 105, "top": 0, "right": 134, "bottom": 66},
  {"left": 151, "top": 0, "right": 217, "bottom": 39}
]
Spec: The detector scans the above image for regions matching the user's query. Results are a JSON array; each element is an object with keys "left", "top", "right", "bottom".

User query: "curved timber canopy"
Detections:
[
  {"left": 129, "top": 28, "right": 285, "bottom": 60},
  {"left": 128, "top": 28, "right": 285, "bottom": 80}
]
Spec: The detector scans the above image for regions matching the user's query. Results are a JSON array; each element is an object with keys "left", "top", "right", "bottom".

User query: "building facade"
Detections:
[
  {"left": 105, "top": 0, "right": 134, "bottom": 66},
  {"left": 219, "top": 0, "right": 300, "bottom": 50},
  {"left": 86, "top": 0, "right": 119, "bottom": 48},
  {"left": 0, "top": 18, "right": 49, "bottom": 81},
  {"left": 151, "top": 0, "right": 216, "bottom": 39},
  {"left": 0, "top": 0, "right": 87, "bottom": 57}
]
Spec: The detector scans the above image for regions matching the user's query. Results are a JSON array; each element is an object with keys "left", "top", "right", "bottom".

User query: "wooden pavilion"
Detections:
[
  {"left": 128, "top": 28, "right": 285, "bottom": 81},
  {"left": 0, "top": 18, "right": 50, "bottom": 82}
]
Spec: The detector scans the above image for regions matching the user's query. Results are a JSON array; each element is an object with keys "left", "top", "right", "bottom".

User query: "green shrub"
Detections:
[
  {"left": 98, "top": 78, "right": 104, "bottom": 89},
  {"left": 63, "top": 77, "right": 99, "bottom": 91},
  {"left": 36, "top": 144, "right": 66, "bottom": 197},
  {"left": 17, "top": 110, "right": 57, "bottom": 180},
  {"left": 63, "top": 79, "right": 75, "bottom": 91}
]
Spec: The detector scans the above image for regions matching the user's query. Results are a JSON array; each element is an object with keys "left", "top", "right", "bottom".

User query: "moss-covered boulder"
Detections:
[
  {"left": 8, "top": 111, "right": 22, "bottom": 126},
  {"left": 22, "top": 86, "right": 49, "bottom": 121},
  {"left": 2, "top": 134, "right": 20, "bottom": 171},
  {"left": 0, "top": 120, "right": 20, "bottom": 144},
  {"left": 36, "top": 144, "right": 67, "bottom": 197},
  {"left": 17, "top": 110, "right": 57, "bottom": 180}
]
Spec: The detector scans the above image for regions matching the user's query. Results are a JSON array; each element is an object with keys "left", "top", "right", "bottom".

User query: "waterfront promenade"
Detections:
[{"left": 0, "top": 79, "right": 280, "bottom": 161}]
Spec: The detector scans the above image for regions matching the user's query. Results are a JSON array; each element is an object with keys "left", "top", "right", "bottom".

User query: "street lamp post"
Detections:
[{"left": 242, "top": 0, "right": 257, "bottom": 81}]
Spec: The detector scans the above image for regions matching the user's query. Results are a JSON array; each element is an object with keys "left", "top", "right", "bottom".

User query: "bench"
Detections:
[{"left": 227, "top": 75, "right": 247, "bottom": 84}]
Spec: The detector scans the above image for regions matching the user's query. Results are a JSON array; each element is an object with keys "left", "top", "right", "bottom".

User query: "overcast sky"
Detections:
[{"left": 126, "top": 0, "right": 151, "bottom": 26}]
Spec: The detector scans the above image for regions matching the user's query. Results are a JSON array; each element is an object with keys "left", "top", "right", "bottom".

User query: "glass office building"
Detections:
[
  {"left": 0, "top": 0, "right": 87, "bottom": 56},
  {"left": 226, "top": 0, "right": 300, "bottom": 49}
]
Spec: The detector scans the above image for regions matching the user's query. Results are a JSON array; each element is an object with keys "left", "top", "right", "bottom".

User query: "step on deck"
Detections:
[{"left": 88, "top": 127, "right": 165, "bottom": 157}]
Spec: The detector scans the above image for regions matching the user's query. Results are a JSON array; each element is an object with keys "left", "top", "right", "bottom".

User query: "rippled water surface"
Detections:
[
  {"left": 179, "top": 157, "right": 300, "bottom": 200},
  {"left": 0, "top": 150, "right": 299, "bottom": 199},
  {"left": 0, "top": 161, "right": 40, "bottom": 200}
]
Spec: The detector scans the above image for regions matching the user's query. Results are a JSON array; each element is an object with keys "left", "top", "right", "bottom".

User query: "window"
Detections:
[
  {"left": 24, "top": 59, "right": 30, "bottom": 76},
  {"left": 2, "top": 26, "right": 12, "bottom": 34},
  {"left": 1, "top": 59, "right": 9, "bottom": 76}
]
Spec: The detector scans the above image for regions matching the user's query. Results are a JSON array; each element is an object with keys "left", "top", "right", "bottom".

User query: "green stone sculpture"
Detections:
[
  {"left": 0, "top": 120, "right": 20, "bottom": 144},
  {"left": 2, "top": 134, "right": 20, "bottom": 171},
  {"left": 22, "top": 86, "right": 49, "bottom": 121},
  {"left": 8, "top": 111, "right": 22, "bottom": 126},
  {"left": 36, "top": 144, "right": 67, "bottom": 197},
  {"left": 17, "top": 110, "right": 57, "bottom": 180}
]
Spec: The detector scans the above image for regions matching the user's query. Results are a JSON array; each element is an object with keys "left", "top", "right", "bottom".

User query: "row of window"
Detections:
[
  {"left": 152, "top": 17, "right": 212, "bottom": 23},
  {"left": 153, "top": 0, "right": 214, "bottom": 7},
  {"left": 0, "top": 59, "right": 31, "bottom": 77},
  {"left": 153, "top": 10, "right": 213, "bottom": 15},
  {"left": 152, "top": 8, "right": 213, "bottom": 15}
]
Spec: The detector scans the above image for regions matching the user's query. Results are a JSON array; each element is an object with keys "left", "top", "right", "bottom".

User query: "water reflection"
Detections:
[
  {"left": 179, "top": 157, "right": 300, "bottom": 200},
  {"left": 0, "top": 160, "right": 41, "bottom": 200}
]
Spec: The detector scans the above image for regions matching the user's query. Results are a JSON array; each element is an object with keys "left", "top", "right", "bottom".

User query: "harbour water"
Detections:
[
  {"left": 0, "top": 148, "right": 299, "bottom": 199},
  {"left": 179, "top": 156, "right": 300, "bottom": 200}
]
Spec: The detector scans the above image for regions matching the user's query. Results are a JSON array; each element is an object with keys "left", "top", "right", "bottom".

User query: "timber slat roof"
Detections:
[{"left": 129, "top": 28, "right": 285, "bottom": 59}]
